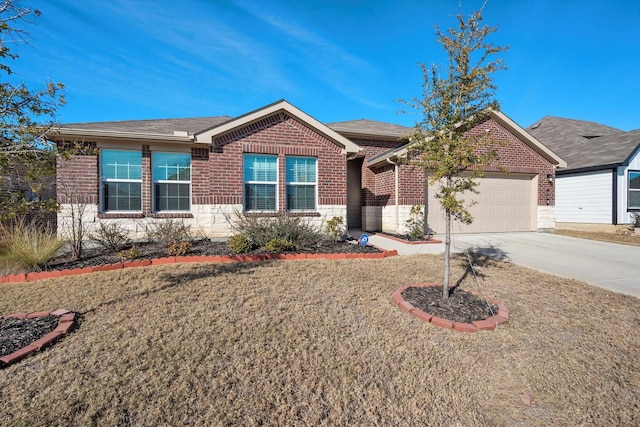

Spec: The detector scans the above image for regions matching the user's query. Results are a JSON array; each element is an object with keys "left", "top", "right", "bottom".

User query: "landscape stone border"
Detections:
[
  {"left": 392, "top": 283, "right": 509, "bottom": 333},
  {"left": 0, "top": 248, "right": 399, "bottom": 285},
  {"left": 0, "top": 309, "right": 76, "bottom": 368}
]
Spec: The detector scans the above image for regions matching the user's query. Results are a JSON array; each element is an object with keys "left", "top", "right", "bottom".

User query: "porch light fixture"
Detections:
[{"left": 546, "top": 173, "right": 554, "bottom": 183}]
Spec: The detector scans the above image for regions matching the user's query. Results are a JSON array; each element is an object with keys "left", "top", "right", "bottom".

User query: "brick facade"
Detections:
[
  {"left": 211, "top": 112, "right": 347, "bottom": 209},
  {"left": 53, "top": 104, "right": 560, "bottom": 238}
]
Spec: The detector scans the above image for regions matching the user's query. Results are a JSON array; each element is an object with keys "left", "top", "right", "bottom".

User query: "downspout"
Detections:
[{"left": 387, "top": 158, "right": 399, "bottom": 233}]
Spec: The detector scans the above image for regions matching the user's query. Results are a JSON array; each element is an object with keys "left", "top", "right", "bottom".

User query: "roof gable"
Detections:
[
  {"left": 195, "top": 100, "right": 362, "bottom": 155},
  {"left": 367, "top": 110, "right": 566, "bottom": 168}
]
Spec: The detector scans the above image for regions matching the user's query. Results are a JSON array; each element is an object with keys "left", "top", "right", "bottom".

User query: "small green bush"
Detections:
[
  {"left": 118, "top": 245, "right": 139, "bottom": 260},
  {"left": 145, "top": 219, "right": 191, "bottom": 247},
  {"left": 0, "top": 221, "right": 63, "bottom": 271},
  {"left": 167, "top": 241, "right": 191, "bottom": 256},
  {"left": 325, "top": 216, "right": 344, "bottom": 243},
  {"left": 90, "top": 222, "right": 132, "bottom": 252},
  {"left": 263, "top": 238, "right": 295, "bottom": 253},
  {"left": 405, "top": 205, "right": 425, "bottom": 240},
  {"left": 228, "top": 234, "right": 254, "bottom": 254}
]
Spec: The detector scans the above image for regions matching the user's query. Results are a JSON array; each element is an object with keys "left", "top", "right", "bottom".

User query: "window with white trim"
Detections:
[
  {"left": 152, "top": 152, "right": 191, "bottom": 211},
  {"left": 101, "top": 150, "right": 142, "bottom": 212},
  {"left": 244, "top": 154, "right": 277, "bottom": 211},
  {"left": 286, "top": 156, "right": 317, "bottom": 211},
  {"left": 629, "top": 171, "right": 640, "bottom": 210}
]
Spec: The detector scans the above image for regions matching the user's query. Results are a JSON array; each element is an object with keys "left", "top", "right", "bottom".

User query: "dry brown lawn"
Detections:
[
  {"left": 0, "top": 255, "right": 639, "bottom": 426},
  {"left": 556, "top": 228, "right": 640, "bottom": 247}
]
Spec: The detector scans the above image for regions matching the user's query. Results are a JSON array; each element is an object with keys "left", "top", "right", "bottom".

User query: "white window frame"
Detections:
[
  {"left": 100, "top": 149, "right": 142, "bottom": 213},
  {"left": 152, "top": 152, "right": 192, "bottom": 212},
  {"left": 285, "top": 156, "right": 317, "bottom": 212},
  {"left": 629, "top": 170, "right": 640, "bottom": 210},
  {"left": 243, "top": 154, "right": 278, "bottom": 212}
]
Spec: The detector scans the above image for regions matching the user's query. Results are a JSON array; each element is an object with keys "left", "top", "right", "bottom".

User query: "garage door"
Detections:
[{"left": 426, "top": 173, "right": 535, "bottom": 234}]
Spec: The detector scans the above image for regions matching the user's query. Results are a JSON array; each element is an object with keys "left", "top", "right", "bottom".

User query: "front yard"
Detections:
[{"left": 0, "top": 254, "right": 638, "bottom": 426}]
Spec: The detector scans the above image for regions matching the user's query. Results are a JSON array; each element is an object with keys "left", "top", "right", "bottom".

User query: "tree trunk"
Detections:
[
  {"left": 443, "top": 208, "right": 451, "bottom": 299},
  {"left": 443, "top": 176, "right": 452, "bottom": 299}
]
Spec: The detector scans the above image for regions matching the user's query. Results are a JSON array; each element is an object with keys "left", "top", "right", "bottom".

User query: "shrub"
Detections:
[
  {"left": 405, "top": 205, "right": 425, "bottom": 240},
  {"left": 145, "top": 219, "right": 191, "bottom": 247},
  {"left": 227, "top": 211, "right": 323, "bottom": 250},
  {"left": 118, "top": 245, "right": 139, "bottom": 260},
  {"left": 90, "top": 222, "right": 132, "bottom": 252},
  {"left": 167, "top": 241, "right": 192, "bottom": 256},
  {"left": 0, "top": 221, "right": 63, "bottom": 271},
  {"left": 228, "top": 234, "right": 254, "bottom": 254},
  {"left": 263, "top": 238, "right": 295, "bottom": 253},
  {"left": 325, "top": 216, "right": 345, "bottom": 243}
]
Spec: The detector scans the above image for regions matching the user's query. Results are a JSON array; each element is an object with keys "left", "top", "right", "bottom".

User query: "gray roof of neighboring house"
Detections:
[
  {"left": 526, "top": 116, "right": 639, "bottom": 171},
  {"left": 61, "top": 116, "right": 233, "bottom": 135},
  {"left": 328, "top": 119, "right": 413, "bottom": 139}
]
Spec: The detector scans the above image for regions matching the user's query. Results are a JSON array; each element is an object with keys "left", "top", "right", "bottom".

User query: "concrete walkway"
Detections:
[{"left": 354, "top": 231, "right": 640, "bottom": 299}]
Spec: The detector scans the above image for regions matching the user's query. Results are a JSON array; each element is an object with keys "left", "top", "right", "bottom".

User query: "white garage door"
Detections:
[{"left": 426, "top": 173, "right": 535, "bottom": 234}]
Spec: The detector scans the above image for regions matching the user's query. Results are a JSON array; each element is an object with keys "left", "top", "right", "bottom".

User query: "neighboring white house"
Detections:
[{"left": 527, "top": 116, "right": 640, "bottom": 230}]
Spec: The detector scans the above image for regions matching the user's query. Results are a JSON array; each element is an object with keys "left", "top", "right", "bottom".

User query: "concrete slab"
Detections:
[{"left": 354, "top": 230, "right": 640, "bottom": 299}]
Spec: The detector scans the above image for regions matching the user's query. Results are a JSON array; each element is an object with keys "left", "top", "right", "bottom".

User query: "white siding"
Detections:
[
  {"left": 617, "top": 147, "right": 640, "bottom": 224},
  {"left": 556, "top": 171, "right": 613, "bottom": 223}
]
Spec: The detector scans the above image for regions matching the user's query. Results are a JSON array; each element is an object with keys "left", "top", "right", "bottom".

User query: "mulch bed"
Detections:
[
  {"left": 45, "top": 239, "right": 380, "bottom": 271},
  {"left": 401, "top": 285, "right": 497, "bottom": 323},
  {"left": 0, "top": 315, "right": 59, "bottom": 358}
]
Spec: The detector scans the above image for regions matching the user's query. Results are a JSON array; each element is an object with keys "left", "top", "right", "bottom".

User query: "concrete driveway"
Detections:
[{"left": 364, "top": 231, "right": 640, "bottom": 298}]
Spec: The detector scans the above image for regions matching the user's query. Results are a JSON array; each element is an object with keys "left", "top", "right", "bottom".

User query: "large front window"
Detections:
[
  {"left": 101, "top": 150, "right": 142, "bottom": 212},
  {"left": 630, "top": 171, "right": 640, "bottom": 210},
  {"left": 286, "top": 156, "right": 317, "bottom": 211},
  {"left": 153, "top": 152, "right": 191, "bottom": 211},
  {"left": 244, "top": 154, "right": 277, "bottom": 211}
]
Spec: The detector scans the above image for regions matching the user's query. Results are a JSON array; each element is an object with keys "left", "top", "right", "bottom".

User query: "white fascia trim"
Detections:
[
  {"left": 50, "top": 128, "right": 195, "bottom": 144},
  {"left": 195, "top": 100, "right": 362, "bottom": 155}
]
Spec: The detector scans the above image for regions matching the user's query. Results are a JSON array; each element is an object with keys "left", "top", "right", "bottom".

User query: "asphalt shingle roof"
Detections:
[
  {"left": 62, "top": 116, "right": 233, "bottom": 135},
  {"left": 526, "top": 116, "right": 639, "bottom": 170},
  {"left": 328, "top": 119, "right": 413, "bottom": 139}
]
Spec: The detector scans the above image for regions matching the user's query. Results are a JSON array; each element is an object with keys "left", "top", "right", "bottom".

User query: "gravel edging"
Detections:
[
  {"left": 0, "top": 309, "right": 76, "bottom": 368},
  {"left": 392, "top": 283, "right": 509, "bottom": 333}
]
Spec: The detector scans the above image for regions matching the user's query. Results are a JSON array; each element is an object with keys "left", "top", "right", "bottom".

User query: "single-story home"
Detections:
[
  {"left": 48, "top": 100, "right": 564, "bottom": 239},
  {"left": 527, "top": 116, "right": 640, "bottom": 231}
]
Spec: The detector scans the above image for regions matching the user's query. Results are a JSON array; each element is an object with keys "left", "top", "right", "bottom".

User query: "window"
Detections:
[
  {"left": 101, "top": 150, "right": 142, "bottom": 212},
  {"left": 630, "top": 171, "right": 640, "bottom": 210},
  {"left": 244, "top": 154, "right": 277, "bottom": 211},
  {"left": 153, "top": 152, "right": 191, "bottom": 211},
  {"left": 286, "top": 156, "right": 317, "bottom": 211}
]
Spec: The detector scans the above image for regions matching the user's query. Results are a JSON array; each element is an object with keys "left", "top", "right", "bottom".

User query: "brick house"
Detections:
[{"left": 48, "top": 100, "right": 564, "bottom": 239}]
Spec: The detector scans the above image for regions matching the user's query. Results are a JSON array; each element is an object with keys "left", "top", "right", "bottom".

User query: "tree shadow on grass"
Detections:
[
  {"left": 80, "top": 260, "right": 271, "bottom": 316},
  {"left": 454, "top": 244, "right": 510, "bottom": 288}
]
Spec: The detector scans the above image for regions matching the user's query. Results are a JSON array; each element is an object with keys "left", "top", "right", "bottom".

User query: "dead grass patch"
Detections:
[
  {"left": 0, "top": 255, "right": 638, "bottom": 426},
  {"left": 556, "top": 228, "right": 640, "bottom": 247}
]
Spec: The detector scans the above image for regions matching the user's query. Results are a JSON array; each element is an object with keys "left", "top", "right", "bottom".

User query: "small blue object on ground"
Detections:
[{"left": 359, "top": 234, "right": 369, "bottom": 246}]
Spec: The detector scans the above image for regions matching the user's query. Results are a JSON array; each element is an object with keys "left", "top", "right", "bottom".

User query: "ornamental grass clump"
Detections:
[{"left": 0, "top": 220, "right": 63, "bottom": 271}]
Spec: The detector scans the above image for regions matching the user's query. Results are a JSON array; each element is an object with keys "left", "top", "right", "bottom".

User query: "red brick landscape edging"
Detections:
[
  {"left": 0, "top": 309, "right": 76, "bottom": 368},
  {"left": 0, "top": 248, "right": 398, "bottom": 285},
  {"left": 392, "top": 283, "right": 509, "bottom": 333}
]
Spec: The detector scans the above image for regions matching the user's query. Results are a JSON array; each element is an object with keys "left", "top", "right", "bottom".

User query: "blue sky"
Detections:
[{"left": 9, "top": 0, "right": 640, "bottom": 130}]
